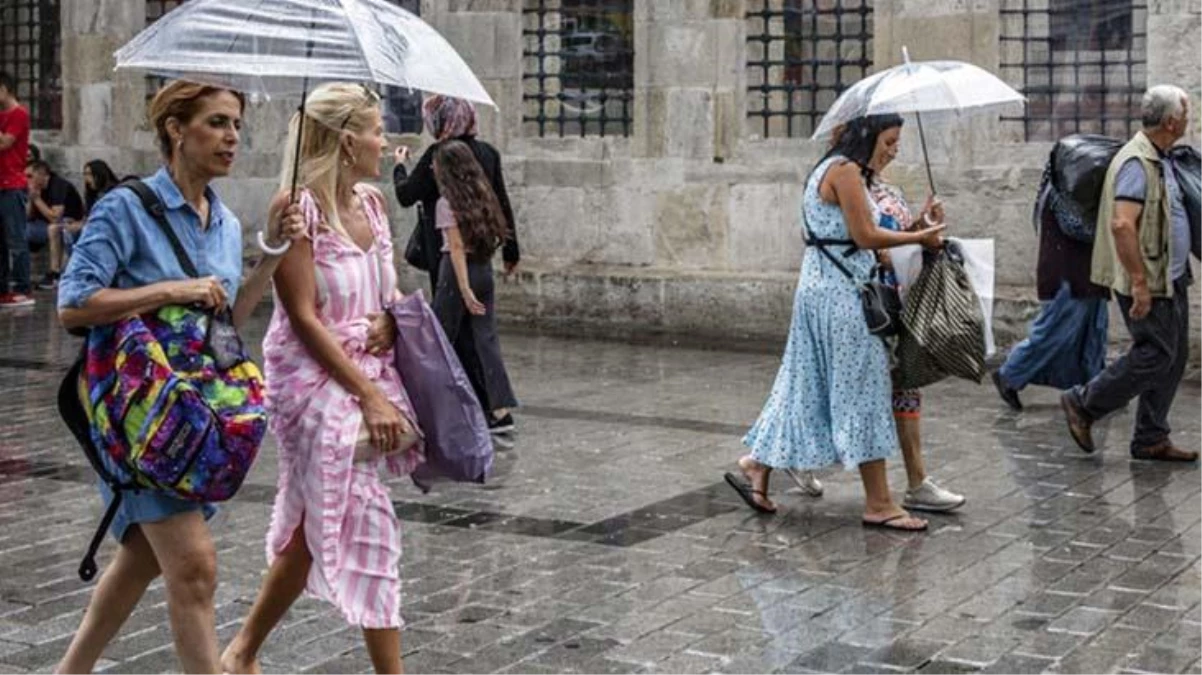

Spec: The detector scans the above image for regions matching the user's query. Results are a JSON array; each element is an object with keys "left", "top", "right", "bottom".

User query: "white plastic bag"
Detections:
[{"left": 891, "top": 238, "right": 996, "bottom": 356}]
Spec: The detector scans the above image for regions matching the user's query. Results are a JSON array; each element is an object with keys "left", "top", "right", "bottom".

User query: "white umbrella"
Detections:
[
  {"left": 813, "top": 47, "right": 1025, "bottom": 193},
  {"left": 115, "top": 0, "right": 495, "bottom": 197},
  {"left": 114, "top": 0, "right": 494, "bottom": 106}
]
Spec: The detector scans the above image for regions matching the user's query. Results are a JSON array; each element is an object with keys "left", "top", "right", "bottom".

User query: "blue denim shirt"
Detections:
[{"left": 58, "top": 168, "right": 243, "bottom": 310}]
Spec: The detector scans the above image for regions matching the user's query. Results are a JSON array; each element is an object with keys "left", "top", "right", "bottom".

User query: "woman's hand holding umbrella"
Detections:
[{"left": 921, "top": 194, "right": 945, "bottom": 227}]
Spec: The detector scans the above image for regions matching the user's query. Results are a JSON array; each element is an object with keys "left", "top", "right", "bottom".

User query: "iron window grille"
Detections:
[
  {"left": 746, "top": 0, "right": 873, "bottom": 139},
  {"left": 380, "top": 0, "right": 423, "bottom": 135},
  {"left": 1000, "top": 0, "right": 1147, "bottom": 141},
  {"left": 0, "top": 0, "right": 62, "bottom": 129},
  {"left": 522, "top": 0, "right": 634, "bottom": 138}
]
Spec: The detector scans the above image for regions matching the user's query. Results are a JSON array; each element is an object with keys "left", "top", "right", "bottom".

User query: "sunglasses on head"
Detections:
[{"left": 340, "top": 84, "right": 381, "bottom": 130}]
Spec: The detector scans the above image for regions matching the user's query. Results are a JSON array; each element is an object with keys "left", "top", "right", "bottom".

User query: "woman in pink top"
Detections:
[
  {"left": 222, "top": 83, "right": 423, "bottom": 675},
  {"left": 429, "top": 140, "right": 518, "bottom": 435}
]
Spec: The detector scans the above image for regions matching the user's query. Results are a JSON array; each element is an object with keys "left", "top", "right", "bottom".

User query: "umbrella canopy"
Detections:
[
  {"left": 114, "top": 0, "right": 494, "bottom": 107},
  {"left": 811, "top": 56, "right": 1023, "bottom": 140}
]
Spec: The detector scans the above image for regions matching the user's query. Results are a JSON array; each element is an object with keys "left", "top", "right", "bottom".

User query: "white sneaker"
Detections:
[
  {"left": 784, "top": 469, "right": 824, "bottom": 497},
  {"left": 903, "top": 477, "right": 966, "bottom": 512}
]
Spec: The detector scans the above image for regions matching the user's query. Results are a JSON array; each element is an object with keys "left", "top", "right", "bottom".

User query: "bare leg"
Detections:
[
  {"left": 896, "top": 416, "right": 927, "bottom": 490},
  {"left": 140, "top": 511, "right": 220, "bottom": 674},
  {"left": 859, "top": 459, "right": 926, "bottom": 530},
  {"left": 737, "top": 455, "right": 776, "bottom": 512},
  {"left": 363, "top": 628, "right": 403, "bottom": 674},
  {"left": 47, "top": 222, "right": 62, "bottom": 273},
  {"left": 56, "top": 527, "right": 162, "bottom": 674},
  {"left": 222, "top": 524, "right": 312, "bottom": 675}
]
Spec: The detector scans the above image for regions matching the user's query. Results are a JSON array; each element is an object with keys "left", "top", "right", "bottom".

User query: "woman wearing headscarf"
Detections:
[
  {"left": 393, "top": 95, "right": 519, "bottom": 291},
  {"left": 393, "top": 95, "right": 520, "bottom": 436}
]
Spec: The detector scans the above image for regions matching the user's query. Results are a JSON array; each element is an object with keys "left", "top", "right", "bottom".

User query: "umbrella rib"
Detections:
[{"left": 337, "top": 0, "right": 383, "bottom": 86}]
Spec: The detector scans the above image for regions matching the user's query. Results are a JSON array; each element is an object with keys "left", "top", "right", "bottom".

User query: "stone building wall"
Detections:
[{"left": 31, "top": 0, "right": 1202, "bottom": 360}]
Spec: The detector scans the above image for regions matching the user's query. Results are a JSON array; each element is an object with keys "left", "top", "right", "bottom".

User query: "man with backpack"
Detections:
[
  {"left": 991, "top": 138, "right": 1114, "bottom": 410},
  {"left": 1060, "top": 84, "right": 1198, "bottom": 463}
]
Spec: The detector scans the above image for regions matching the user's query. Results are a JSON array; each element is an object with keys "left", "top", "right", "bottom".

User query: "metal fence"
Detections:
[
  {"left": 0, "top": 0, "right": 62, "bottom": 130},
  {"left": 746, "top": 0, "right": 873, "bottom": 138},
  {"left": 522, "top": 0, "right": 634, "bottom": 138},
  {"left": 1000, "top": 0, "right": 1148, "bottom": 141}
]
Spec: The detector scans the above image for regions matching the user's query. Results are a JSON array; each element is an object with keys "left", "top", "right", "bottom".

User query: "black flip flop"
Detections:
[
  {"left": 724, "top": 473, "right": 776, "bottom": 514},
  {"left": 862, "top": 513, "right": 928, "bottom": 532}
]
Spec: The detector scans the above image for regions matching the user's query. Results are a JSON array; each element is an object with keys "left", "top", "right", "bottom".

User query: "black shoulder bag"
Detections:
[{"left": 803, "top": 222, "right": 902, "bottom": 338}]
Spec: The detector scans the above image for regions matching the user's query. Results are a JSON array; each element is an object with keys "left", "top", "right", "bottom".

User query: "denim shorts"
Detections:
[{"left": 98, "top": 481, "right": 217, "bottom": 543}]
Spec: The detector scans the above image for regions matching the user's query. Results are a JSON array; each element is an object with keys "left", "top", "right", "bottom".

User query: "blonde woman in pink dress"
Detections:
[{"left": 222, "top": 83, "right": 423, "bottom": 675}]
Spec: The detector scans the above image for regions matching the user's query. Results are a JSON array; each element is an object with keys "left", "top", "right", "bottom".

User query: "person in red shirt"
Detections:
[{"left": 0, "top": 71, "right": 34, "bottom": 307}]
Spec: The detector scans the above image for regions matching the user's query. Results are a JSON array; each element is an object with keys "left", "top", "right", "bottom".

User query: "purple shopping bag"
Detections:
[{"left": 390, "top": 291, "right": 493, "bottom": 490}]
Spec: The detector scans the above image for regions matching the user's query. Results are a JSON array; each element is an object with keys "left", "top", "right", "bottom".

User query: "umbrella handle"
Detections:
[
  {"left": 289, "top": 80, "right": 309, "bottom": 203},
  {"left": 914, "top": 109, "right": 937, "bottom": 197}
]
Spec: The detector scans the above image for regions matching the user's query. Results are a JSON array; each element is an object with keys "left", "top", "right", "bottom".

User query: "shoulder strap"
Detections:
[
  {"left": 121, "top": 179, "right": 200, "bottom": 278},
  {"left": 808, "top": 236, "right": 858, "bottom": 281}
]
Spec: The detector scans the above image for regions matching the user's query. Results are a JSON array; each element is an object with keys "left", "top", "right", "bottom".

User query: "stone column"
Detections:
[
  {"left": 1146, "top": 0, "right": 1202, "bottom": 143},
  {"left": 421, "top": 0, "right": 524, "bottom": 152},
  {"left": 632, "top": 0, "right": 746, "bottom": 161},
  {"left": 59, "top": 0, "right": 148, "bottom": 161}
]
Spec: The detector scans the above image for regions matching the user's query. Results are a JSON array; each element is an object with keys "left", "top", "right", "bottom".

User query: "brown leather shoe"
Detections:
[
  {"left": 1060, "top": 390, "right": 1095, "bottom": 453},
  {"left": 1131, "top": 441, "right": 1200, "bottom": 462}
]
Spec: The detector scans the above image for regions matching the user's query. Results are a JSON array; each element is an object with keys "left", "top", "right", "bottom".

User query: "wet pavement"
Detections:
[{"left": 0, "top": 301, "right": 1198, "bottom": 674}]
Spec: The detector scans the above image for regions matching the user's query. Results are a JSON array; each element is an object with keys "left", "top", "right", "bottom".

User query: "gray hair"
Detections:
[{"left": 1141, "top": 85, "right": 1189, "bottom": 128}]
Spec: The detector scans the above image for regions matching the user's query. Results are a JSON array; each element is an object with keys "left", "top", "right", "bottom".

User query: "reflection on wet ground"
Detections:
[{"left": 0, "top": 302, "right": 1198, "bottom": 673}]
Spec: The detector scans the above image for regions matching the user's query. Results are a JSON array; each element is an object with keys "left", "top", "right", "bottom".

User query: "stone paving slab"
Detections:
[{"left": 0, "top": 303, "right": 1198, "bottom": 674}]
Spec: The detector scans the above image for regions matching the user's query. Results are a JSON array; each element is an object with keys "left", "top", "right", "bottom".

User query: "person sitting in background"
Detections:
[
  {"left": 24, "top": 160, "right": 83, "bottom": 290},
  {"left": 82, "top": 160, "right": 120, "bottom": 215},
  {"left": 37, "top": 160, "right": 121, "bottom": 290}
]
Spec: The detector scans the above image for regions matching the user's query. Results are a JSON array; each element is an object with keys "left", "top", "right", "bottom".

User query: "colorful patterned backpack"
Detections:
[{"left": 57, "top": 180, "right": 267, "bottom": 581}]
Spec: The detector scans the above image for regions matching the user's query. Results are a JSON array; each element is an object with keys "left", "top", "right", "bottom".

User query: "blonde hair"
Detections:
[{"left": 279, "top": 82, "right": 381, "bottom": 234}]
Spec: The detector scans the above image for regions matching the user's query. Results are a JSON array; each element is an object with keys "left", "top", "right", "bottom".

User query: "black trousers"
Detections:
[
  {"left": 431, "top": 255, "right": 517, "bottom": 414},
  {"left": 1077, "top": 276, "right": 1191, "bottom": 452}
]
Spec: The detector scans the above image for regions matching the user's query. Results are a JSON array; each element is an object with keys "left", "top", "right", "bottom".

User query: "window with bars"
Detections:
[
  {"left": 1000, "top": 0, "right": 1147, "bottom": 141},
  {"left": 746, "top": 0, "right": 873, "bottom": 139},
  {"left": 0, "top": 0, "right": 62, "bottom": 129},
  {"left": 144, "top": 0, "right": 188, "bottom": 99},
  {"left": 522, "top": 0, "right": 634, "bottom": 138},
  {"left": 379, "top": 0, "right": 423, "bottom": 134}
]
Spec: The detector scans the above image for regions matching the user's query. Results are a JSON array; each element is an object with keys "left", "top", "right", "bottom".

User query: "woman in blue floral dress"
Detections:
[{"left": 728, "top": 115, "right": 944, "bottom": 531}]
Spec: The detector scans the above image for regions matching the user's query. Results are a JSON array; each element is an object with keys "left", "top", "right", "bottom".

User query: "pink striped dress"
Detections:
[{"left": 262, "top": 186, "right": 423, "bottom": 629}]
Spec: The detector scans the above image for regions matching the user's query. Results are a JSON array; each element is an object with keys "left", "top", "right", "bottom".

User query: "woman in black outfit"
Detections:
[
  {"left": 393, "top": 96, "right": 519, "bottom": 436},
  {"left": 393, "top": 95, "right": 519, "bottom": 291}
]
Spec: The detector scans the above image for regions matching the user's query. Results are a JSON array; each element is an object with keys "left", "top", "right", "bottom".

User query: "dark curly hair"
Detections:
[
  {"left": 820, "top": 113, "right": 905, "bottom": 186},
  {"left": 433, "top": 140, "right": 507, "bottom": 262}
]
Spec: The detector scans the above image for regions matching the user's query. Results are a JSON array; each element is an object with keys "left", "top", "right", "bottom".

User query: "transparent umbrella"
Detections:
[
  {"left": 115, "top": 0, "right": 495, "bottom": 196},
  {"left": 114, "top": 0, "right": 494, "bottom": 105},
  {"left": 813, "top": 47, "right": 1025, "bottom": 193}
]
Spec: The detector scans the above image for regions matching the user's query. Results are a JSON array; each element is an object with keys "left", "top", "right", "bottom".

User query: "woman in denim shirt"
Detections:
[{"left": 55, "top": 81, "right": 304, "bottom": 674}]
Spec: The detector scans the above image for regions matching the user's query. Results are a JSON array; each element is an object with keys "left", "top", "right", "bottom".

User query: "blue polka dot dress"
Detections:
[{"left": 743, "top": 156, "right": 899, "bottom": 471}]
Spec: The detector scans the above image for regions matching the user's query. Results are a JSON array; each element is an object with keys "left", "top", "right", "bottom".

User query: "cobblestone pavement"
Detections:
[{"left": 0, "top": 302, "right": 1198, "bottom": 674}]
